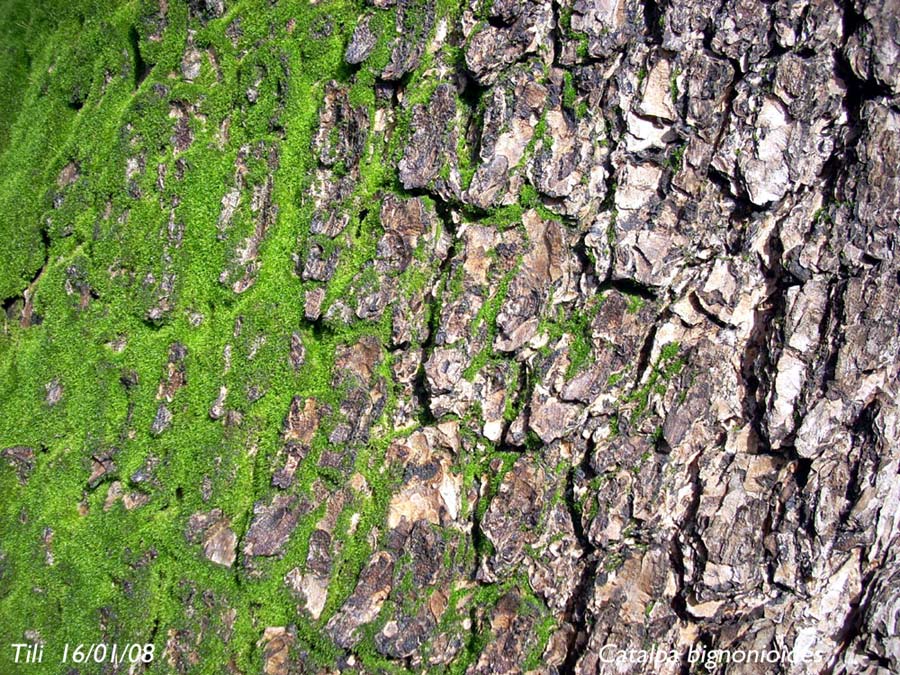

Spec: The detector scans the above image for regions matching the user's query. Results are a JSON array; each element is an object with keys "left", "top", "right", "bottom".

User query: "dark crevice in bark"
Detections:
[
  {"left": 641, "top": 0, "right": 665, "bottom": 45},
  {"left": 485, "top": 15, "right": 513, "bottom": 29},
  {"left": 669, "top": 451, "right": 705, "bottom": 622},
  {"left": 740, "top": 218, "right": 795, "bottom": 454},
  {"left": 5, "top": 224, "right": 52, "bottom": 329},
  {"left": 830, "top": 562, "right": 886, "bottom": 671},
  {"left": 129, "top": 26, "right": 151, "bottom": 90},
  {"left": 411, "top": 198, "right": 459, "bottom": 426},
  {"left": 559, "top": 436, "right": 599, "bottom": 675},
  {"left": 688, "top": 293, "right": 731, "bottom": 330},
  {"left": 840, "top": 400, "right": 880, "bottom": 522},
  {"left": 549, "top": 0, "right": 563, "bottom": 68},
  {"left": 806, "top": 276, "right": 848, "bottom": 402},
  {"left": 835, "top": 1, "right": 894, "bottom": 109},
  {"left": 598, "top": 277, "right": 658, "bottom": 300},
  {"left": 631, "top": 322, "right": 659, "bottom": 389}
]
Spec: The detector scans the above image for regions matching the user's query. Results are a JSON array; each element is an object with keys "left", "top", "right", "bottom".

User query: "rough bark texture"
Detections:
[{"left": 0, "top": 0, "right": 898, "bottom": 673}]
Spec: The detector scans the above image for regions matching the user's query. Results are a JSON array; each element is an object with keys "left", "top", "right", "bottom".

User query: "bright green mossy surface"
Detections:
[
  {"left": 0, "top": 0, "right": 631, "bottom": 670},
  {"left": 0, "top": 0, "right": 458, "bottom": 671}
]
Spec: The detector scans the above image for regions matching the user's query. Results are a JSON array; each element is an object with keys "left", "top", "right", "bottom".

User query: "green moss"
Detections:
[
  {"left": 609, "top": 412, "right": 621, "bottom": 438},
  {"left": 562, "top": 71, "right": 577, "bottom": 110},
  {"left": 624, "top": 342, "right": 683, "bottom": 423},
  {"left": 0, "top": 0, "right": 392, "bottom": 670},
  {"left": 560, "top": 295, "right": 604, "bottom": 379},
  {"left": 603, "top": 550, "right": 625, "bottom": 572},
  {"left": 0, "top": 0, "right": 593, "bottom": 672},
  {"left": 666, "top": 142, "right": 686, "bottom": 173},
  {"left": 624, "top": 293, "right": 645, "bottom": 314},
  {"left": 462, "top": 258, "right": 519, "bottom": 381},
  {"left": 607, "top": 368, "right": 628, "bottom": 387},
  {"left": 669, "top": 66, "right": 681, "bottom": 104},
  {"left": 575, "top": 35, "right": 589, "bottom": 60}
]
